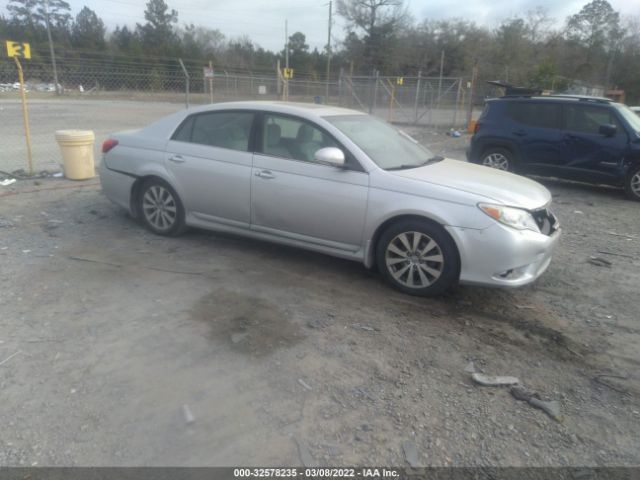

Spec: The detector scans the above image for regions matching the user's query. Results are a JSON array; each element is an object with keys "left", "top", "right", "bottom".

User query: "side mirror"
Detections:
[
  {"left": 598, "top": 124, "right": 617, "bottom": 137},
  {"left": 314, "top": 147, "right": 345, "bottom": 168}
]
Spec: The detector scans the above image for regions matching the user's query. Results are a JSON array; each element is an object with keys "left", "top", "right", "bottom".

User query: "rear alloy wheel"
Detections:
[
  {"left": 481, "top": 148, "right": 514, "bottom": 172},
  {"left": 376, "top": 220, "right": 459, "bottom": 296},
  {"left": 625, "top": 165, "right": 640, "bottom": 202},
  {"left": 139, "top": 179, "right": 186, "bottom": 236}
]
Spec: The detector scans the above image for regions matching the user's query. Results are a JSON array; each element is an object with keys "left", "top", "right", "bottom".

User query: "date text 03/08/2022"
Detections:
[{"left": 233, "top": 468, "right": 400, "bottom": 478}]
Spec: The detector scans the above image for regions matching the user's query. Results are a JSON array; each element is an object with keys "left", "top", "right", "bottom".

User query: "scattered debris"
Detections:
[
  {"left": 230, "top": 332, "right": 248, "bottom": 344},
  {"left": 298, "top": 378, "right": 312, "bottom": 391},
  {"left": 573, "top": 210, "right": 584, "bottom": 214},
  {"left": 587, "top": 256, "right": 612, "bottom": 268},
  {"left": 510, "top": 386, "right": 563, "bottom": 422},
  {"left": 295, "top": 438, "right": 316, "bottom": 467},
  {"left": 22, "top": 250, "right": 31, "bottom": 254},
  {"left": 52, "top": 172, "right": 64, "bottom": 178},
  {"left": 446, "top": 129, "right": 462, "bottom": 138},
  {"left": 402, "top": 440, "right": 421, "bottom": 468},
  {"left": 607, "top": 231, "right": 637, "bottom": 240},
  {"left": 181, "top": 404, "right": 195, "bottom": 424},
  {"left": 515, "top": 304, "right": 535, "bottom": 310},
  {"left": 0, "top": 350, "right": 22, "bottom": 367},
  {"left": 593, "top": 374, "right": 629, "bottom": 395},
  {"left": 471, "top": 373, "right": 519, "bottom": 386},
  {"left": 0, "top": 178, "right": 17, "bottom": 186},
  {"left": 464, "top": 361, "right": 476, "bottom": 374},
  {"left": 0, "top": 218, "right": 13, "bottom": 228},
  {"left": 351, "top": 323, "right": 379, "bottom": 332},
  {"left": 596, "top": 250, "right": 635, "bottom": 259}
]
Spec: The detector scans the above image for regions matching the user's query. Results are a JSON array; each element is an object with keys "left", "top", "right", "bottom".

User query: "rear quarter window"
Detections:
[{"left": 506, "top": 102, "right": 561, "bottom": 129}]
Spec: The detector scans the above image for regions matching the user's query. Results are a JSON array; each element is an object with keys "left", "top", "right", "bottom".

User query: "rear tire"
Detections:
[
  {"left": 624, "top": 165, "right": 640, "bottom": 202},
  {"left": 481, "top": 147, "right": 515, "bottom": 172},
  {"left": 138, "top": 178, "right": 187, "bottom": 236},
  {"left": 376, "top": 220, "right": 459, "bottom": 296}
]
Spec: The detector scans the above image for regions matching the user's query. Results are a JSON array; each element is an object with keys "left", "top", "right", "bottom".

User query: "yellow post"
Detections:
[{"left": 14, "top": 57, "right": 33, "bottom": 176}]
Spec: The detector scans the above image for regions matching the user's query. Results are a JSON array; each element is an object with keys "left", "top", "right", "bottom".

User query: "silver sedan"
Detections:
[{"left": 99, "top": 101, "right": 560, "bottom": 296}]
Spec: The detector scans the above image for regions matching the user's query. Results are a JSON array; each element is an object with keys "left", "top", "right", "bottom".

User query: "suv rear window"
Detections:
[{"left": 506, "top": 102, "right": 561, "bottom": 129}]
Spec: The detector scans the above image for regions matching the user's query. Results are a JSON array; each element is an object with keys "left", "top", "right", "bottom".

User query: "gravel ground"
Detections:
[{"left": 0, "top": 130, "right": 639, "bottom": 467}]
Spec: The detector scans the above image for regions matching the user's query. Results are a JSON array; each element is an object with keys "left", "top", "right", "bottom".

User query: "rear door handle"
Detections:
[
  {"left": 255, "top": 170, "right": 275, "bottom": 179},
  {"left": 169, "top": 155, "right": 185, "bottom": 163}
]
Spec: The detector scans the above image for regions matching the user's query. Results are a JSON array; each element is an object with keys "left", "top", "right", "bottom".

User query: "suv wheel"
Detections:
[
  {"left": 481, "top": 148, "right": 514, "bottom": 172},
  {"left": 625, "top": 165, "right": 640, "bottom": 202},
  {"left": 376, "top": 220, "right": 459, "bottom": 296}
]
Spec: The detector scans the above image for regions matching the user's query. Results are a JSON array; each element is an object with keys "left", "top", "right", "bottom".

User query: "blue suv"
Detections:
[{"left": 467, "top": 95, "right": 640, "bottom": 201}]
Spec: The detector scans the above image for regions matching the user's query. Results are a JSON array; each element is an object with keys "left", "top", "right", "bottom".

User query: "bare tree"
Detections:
[{"left": 337, "top": 0, "right": 407, "bottom": 71}]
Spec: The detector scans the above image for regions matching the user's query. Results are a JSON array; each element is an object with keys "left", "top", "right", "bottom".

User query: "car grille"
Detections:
[{"left": 532, "top": 208, "right": 559, "bottom": 236}]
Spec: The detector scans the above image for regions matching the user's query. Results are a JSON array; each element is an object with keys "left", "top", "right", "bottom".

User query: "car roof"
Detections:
[
  {"left": 184, "top": 100, "right": 366, "bottom": 118},
  {"left": 488, "top": 95, "right": 614, "bottom": 105}
]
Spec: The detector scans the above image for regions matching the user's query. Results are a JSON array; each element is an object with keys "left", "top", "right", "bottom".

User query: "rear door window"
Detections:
[
  {"left": 564, "top": 105, "right": 623, "bottom": 135},
  {"left": 506, "top": 102, "right": 561, "bottom": 129},
  {"left": 172, "top": 111, "right": 254, "bottom": 152}
]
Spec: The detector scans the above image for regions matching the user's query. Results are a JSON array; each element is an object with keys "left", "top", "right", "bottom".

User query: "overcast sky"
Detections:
[{"left": 3, "top": 0, "right": 639, "bottom": 51}]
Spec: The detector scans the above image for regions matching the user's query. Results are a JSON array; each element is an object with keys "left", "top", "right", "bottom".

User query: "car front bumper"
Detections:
[{"left": 446, "top": 222, "right": 561, "bottom": 288}]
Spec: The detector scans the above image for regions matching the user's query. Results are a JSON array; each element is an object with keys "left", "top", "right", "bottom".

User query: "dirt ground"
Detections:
[{"left": 1, "top": 134, "right": 639, "bottom": 467}]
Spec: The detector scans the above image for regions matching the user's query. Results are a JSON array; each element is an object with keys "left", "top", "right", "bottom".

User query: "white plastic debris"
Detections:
[
  {"left": 182, "top": 404, "right": 195, "bottom": 424},
  {"left": 471, "top": 373, "right": 520, "bottom": 386},
  {"left": 0, "top": 179, "right": 17, "bottom": 186}
]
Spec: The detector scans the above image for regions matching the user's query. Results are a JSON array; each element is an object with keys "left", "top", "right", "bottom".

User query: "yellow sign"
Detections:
[
  {"left": 283, "top": 68, "right": 294, "bottom": 79},
  {"left": 396, "top": 77, "right": 404, "bottom": 85},
  {"left": 6, "top": 40, "right": 31, "bottom": 59}
]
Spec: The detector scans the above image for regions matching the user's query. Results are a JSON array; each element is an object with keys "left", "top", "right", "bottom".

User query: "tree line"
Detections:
[{"left": 0, "top": 0, "right": 638, "bottom": 101}]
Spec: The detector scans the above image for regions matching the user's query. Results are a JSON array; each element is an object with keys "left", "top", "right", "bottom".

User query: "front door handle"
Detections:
[
  {"left": 513, "top": 129, "right": 527, "bottom": 137},
  {"left": 169, "top": 155, "right": 186, "bottom": 163},
  {"left": 255, "top": 170, "right": 275, "bottom": 179}
]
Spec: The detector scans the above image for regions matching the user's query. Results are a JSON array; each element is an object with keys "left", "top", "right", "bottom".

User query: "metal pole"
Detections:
[
  {"left": 178, "top": 58, "right": 190, "bottom": 108},
  {"left": 277, "top": 59, "right": 282, "bottom": 95},
  {"left": 209, "top": 60, "right": 213, "bottom": 103},
  {"left": 413, "top": 70, "right": 422, "bottom": 125},
  {"left": 14, "top": 57, "right": 33, "bottom": 176},
  {"left": 437, "top": 49, "right": 444, "bottom": 111},
  {"left": 325, "top": 0, "right": 332, "bottom": 102},
  {"left": 285, "top": 19, "right": 289, "bottom": 69},
  {"left": 44, "top": 0, "right": 60, "bottom": 95},
  {"left": 373, "top": 69, "right": 379, "bottom": 115},
  {"left": 452, "top": 78, "right": 462, "bottom": 128},
  {"left": 466, "top": 61, "right": 478, "bottom": 131}
]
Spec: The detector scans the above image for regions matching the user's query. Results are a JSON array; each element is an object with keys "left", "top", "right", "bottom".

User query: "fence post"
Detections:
[
  {"left": 178, "top": 58, "right": 189, "bottom": 108},
  {"left": 338, "top": 67, "right": 344, "bottom": 106},
  {"left": 452, "top": 78, "right": 462, "bottom": 128},
  {"left": 372, "top": 70, "right": 379, "bottom": 115},
  {"left": 414, "top": 70, "right": 422, "bottom": 125},
  {"left": 276, "top": 60, "right": 282, "bottom": 95},
  {"left": 466, "top": 61, "right": 478, "bottom": 131}
]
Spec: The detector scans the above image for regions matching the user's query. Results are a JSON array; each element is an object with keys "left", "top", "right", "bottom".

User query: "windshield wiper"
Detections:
[{"left": 385, "top": 156, "right": 444, "bottom": 171}]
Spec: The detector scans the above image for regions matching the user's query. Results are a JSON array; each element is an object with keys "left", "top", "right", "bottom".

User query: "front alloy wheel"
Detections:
[
  {"left": 481, "top": 148, "right": 513, "bottom": 171},
  {"left": 377, "top": 220, "right": 459, "bottom": 296}
]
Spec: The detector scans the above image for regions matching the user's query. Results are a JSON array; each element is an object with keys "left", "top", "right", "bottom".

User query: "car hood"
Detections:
[{"left": 391, "top": 159, "right": 551, "bottom": 210}]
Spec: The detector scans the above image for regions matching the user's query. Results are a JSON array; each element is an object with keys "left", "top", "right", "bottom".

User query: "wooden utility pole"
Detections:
[
  {"left": 325, "top": 1, "right": 332, "bottom": 102},
  {"left": 466, "top": 60, "right": 479, "bottom": 131}
]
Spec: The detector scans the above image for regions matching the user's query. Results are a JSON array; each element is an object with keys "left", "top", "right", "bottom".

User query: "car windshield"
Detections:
[
  {"left": 616, "top": 104, "right": 640, "bottom": 132},
  {"left": 324, "top": 114, "right": 438, "bottom": 170}
]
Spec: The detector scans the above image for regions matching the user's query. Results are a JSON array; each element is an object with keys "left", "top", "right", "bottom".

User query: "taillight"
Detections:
[
  {"left": 474, "top": 122, "right": 482, "bottom": 134},
  {"left": 102, "top": 139, "right": 118, "bottom": 153}
]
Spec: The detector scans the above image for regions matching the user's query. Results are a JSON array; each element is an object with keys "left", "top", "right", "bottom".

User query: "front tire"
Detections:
[
  {"left": 376, "top": 220, "right": 459, "bottom": 296},
  {"left": 138, "top": 178, "right": 186, "bottom": 236},
  {"left": 481, "top": 147, "right": 514, "bottom": 172},
  {"left": 625, "top": 165, "right": 640, "bottom": 202}
]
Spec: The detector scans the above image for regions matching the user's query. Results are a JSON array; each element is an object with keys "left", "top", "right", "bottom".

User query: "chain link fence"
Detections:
[{"left": 0, "top": 59, "right": 470, "bottom": 175}]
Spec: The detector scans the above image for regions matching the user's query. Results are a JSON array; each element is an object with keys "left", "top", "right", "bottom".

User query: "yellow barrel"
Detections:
[
  {"left": 54, "top": 130, "right": 96, "bottom": 180},
  {"left": 467, "top": 120, "right": 477, "bottom": 134}
]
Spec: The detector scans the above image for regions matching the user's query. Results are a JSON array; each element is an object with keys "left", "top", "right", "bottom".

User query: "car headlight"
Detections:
[{"left": 478, "top": 203, "right": 540, "bottom": 233}]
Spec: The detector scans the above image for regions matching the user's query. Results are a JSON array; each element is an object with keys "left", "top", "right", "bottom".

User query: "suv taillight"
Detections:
[
  {"left": 102, "top": 139, "right": 118, "bottom": 153},
  {"left": 474, "top": 122, "right": 481, "bottom": 134}
]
